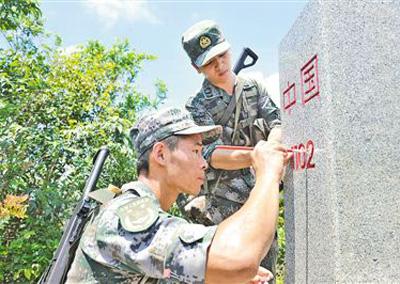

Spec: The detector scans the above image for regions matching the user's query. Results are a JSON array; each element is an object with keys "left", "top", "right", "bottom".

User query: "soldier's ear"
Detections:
[
  {"left": 191, "top": 63, "right": 201, "bottom": 74},
  {"left": 152, "top": 142, "right": 167, "bottom": 166}
]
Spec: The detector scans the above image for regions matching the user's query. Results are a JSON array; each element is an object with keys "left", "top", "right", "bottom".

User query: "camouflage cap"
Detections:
[
  {"left": 182, "top": 20, "right": 231, "bottom": 67},
  {"left": 130, "top": 107, "right": 222, "bottom": 157}
]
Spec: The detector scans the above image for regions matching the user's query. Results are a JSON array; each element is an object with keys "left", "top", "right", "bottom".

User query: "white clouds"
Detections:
[
  {"left": 241, "top": 71, "right": 281, "bottom": 106},
  {"left": 190, "top": 12, "right": 201, "bottom": 22},
  {"left": 84, "top": 0, "right": 159, "bottom": 28},
  {"left": 59, "top": 44, "right": 82, "bottom": 56}
]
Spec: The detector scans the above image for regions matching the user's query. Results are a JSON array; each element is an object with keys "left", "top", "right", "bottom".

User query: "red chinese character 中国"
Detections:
[
  {"left": 300, "top": 54, "right": 320, "bottom": 104},
  {"left": 282, "top": 81, "right": 296, "bottom": 113}
]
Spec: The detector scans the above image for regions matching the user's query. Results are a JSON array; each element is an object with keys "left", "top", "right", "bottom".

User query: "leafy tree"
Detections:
[
  {"left": 0, "top": 39, "right": 165, "bottom": 282},
  {"left": 0, "top": 0, "right": 43, "bottom": 51},
  {"left": 0, "top": 1, "right": 166, "bottom": 282}
]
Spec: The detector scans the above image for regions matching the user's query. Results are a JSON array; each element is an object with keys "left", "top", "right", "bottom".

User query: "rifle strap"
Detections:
[
  {"left": 231, "top": 77, "right": 245, "bottom": 145},
  {"left": 213, "top": 77, "right": 245, "bottom": 191},
  {"left": 231, "top": 91, "right": 244, "bottom": 145},
  {"left": 217, "top": 76, "right": 245, "bottom": 127}
]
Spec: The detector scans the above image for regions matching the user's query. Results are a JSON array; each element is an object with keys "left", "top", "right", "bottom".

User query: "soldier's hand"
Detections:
[
  {"left": 251, "top": 140, "right": 292, "bottom": 182},
  {"left": 246, "top": 266, "right": 274, "bottom": 284}
]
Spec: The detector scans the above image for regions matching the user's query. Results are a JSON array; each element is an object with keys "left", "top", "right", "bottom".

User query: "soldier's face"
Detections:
[
  {"left": 165, "top": 134, "right": 208, "bottom": 195},
  {"left": 198, "top": 50, "right": 232, "bottom": 85}
]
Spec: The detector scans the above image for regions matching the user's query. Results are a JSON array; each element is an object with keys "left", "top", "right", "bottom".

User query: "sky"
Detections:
[{"left": 40, "top": 0, "right": 308, "bottom": 108}]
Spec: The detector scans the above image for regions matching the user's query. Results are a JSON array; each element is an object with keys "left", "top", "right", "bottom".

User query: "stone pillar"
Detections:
[{"left": 279, "top": 1, "right": 400, "bottom": 283}]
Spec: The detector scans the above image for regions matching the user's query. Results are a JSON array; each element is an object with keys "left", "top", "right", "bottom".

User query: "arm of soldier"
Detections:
[
  {"left": 186, "top": 96, "right": 252, "bottom": 170},
  {"left": 205, "top": 140, "right": 292, "bottom": 283},
  {"left": 209, "top": 144, "right": 252, "bottom": 170},
  {"left": 256, "top": 80, "right": 282, "bottom": 143}
]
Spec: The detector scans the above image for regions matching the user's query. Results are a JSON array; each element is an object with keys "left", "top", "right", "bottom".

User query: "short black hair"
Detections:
[{"left": 136, "top": 135, "right": 180, "bottom": 176}]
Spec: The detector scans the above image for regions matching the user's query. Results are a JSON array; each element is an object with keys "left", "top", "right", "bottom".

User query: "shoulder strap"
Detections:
[
  {"left": 231, "top": 95, "right": 243, "bottom": 145},
  {"left": 231, "top": 77, "right": 246, "bottom": 144},
  {"left": 216, "top": 77, "right": 246, "bottom": 126},
  {"left": 217, "top": 93, "right": 236, "bottom": 126},
  {"left": 88, "top": 184, "right": 122, "bottom": 204},
  {"left": 214, "top": 78, "right": 247, "bottom": 189}
]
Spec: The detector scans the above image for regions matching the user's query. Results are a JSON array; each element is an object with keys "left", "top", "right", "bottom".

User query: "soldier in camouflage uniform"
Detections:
[
  {"left": 180, "top": 20, "right": 282, "bottom": 280},
  {"left": 66, "top": 107, "right": 290, "bottom": 283}
]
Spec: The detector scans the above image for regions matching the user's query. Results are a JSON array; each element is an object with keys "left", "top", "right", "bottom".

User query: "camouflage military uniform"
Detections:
[
  {"left": 184, "top": 76, "right": 281, "bottom": 221},
  {"left": 180, "top": 20, "right": 282, "bottom": 278},
  {"left": 66, "top": 181, "right": 217, "bottom": 284},
  {"left": 180, "top": 76, "right": 281, "bottom": 276}
]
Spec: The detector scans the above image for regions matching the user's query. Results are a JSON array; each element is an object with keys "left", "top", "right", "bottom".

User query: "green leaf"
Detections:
[
  {"left": 23, "top": 269, "right": 31, "bottom": 280},
  {"left": 55, "top": 35, "right": 62, "bottom": 46}
]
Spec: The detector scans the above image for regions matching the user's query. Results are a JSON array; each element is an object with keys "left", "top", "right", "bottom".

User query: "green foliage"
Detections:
[
  {"left": 276, "top": 193, "right": 286, "bottom": 284},
  {"left": 168, "top": 202, "right": 183, "bottom": 218},
  {"left": 0, "top": 0, "right": 42, "bottom": 34},
  {"left": 0, "top": 3, "right": 166, "bottom": 281},
  {"left": 0, "top": 0, "right": 44, "bottom": 52}
]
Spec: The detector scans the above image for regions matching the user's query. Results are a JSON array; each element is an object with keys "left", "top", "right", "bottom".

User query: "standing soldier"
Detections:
[{"left": 180, "top": 20, "right": 282, "bottom": 280}]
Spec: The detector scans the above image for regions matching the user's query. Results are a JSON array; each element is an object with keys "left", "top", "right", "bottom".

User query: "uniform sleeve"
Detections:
[
  {"left": 255, "top": 80, "right": 282, "bottom": 129},
  {"left": 186, "top": 95, "right": 223, "bottom": 161},
  {"left": 95, "top": 205, "right": 217, "bottom": 283}
]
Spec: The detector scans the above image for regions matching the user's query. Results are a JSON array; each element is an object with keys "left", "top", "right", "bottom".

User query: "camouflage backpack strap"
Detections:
[
  {"left": 236, "top": 78, "right": 271, "bottom": 146},
  {"left": 216, "top": 92, "right": 235, "bottom": 126},
  {"left": 245, "top": 79, "right": 271, "bottom": 144},
  {"left": 216, "top": 76, "right": 246, "bottom": 127},
  {"left": 121, "top": 181, "right": 154, "bottom": 198},
  {"left": 88, "top": 184, "right": 122, "bottom": 204},
  {"left": 231, "top": 76, "right": 246, "bottom": 145},
  {"left": 212, "top": 77, "right": 247, "bottom": 191}
]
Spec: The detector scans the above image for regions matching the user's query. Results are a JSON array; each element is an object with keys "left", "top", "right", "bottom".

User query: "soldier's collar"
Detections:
[
  {"left": 202, "top": 76, "right": 240, "bottom": 94},
  {"left": 202, "top": 78, "right": 212, "bottom": 90},
  {"left": 121, "top": 181, "right": 159, "bottom": 202},
  {"left": 201, "top": 79, "right": 227, "bottom": 98}
]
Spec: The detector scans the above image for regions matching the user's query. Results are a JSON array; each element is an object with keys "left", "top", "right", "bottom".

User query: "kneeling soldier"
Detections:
[{"left": 66, "top": 107, "right": 291, "bottom": 283}]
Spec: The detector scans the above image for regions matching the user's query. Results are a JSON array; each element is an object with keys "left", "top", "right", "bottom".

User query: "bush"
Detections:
[{"left": 0, "top": 2, "right": 166, "bottom": 281}]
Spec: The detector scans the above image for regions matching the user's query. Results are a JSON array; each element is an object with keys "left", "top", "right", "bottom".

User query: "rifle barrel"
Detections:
[{"left": 40, "top": 147, "right": 109, "bottom": 284}]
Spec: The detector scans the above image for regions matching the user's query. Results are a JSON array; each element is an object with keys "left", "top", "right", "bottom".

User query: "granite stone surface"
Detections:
[{"left": 279, "top": 1, "right": 400, "bottom": 283}]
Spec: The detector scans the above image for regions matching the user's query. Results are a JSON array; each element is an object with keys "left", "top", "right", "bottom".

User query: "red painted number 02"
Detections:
[{"left": 291, "top": 139, "right": 316, "bottom": 170}]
